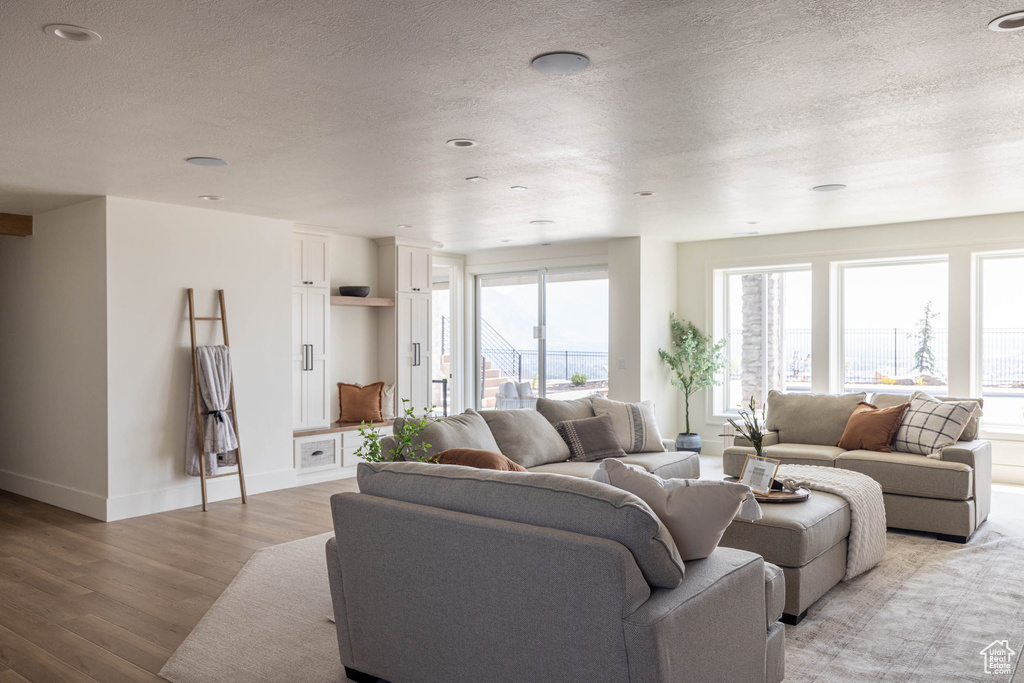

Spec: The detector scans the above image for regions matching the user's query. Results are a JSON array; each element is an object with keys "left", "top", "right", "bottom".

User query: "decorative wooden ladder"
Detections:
[{"left": 187, "top": 288, "right": 248, "bottom": 511}]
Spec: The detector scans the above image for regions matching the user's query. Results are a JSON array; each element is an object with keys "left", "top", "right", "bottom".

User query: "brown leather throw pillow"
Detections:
[
  {"left": 338, "top": 381, "right": 384, "bottom": 423},
  {"left": 836, "top": 401, "right": 910, "bottom": 452},
  {"left": 434, "top": 448, "right": 528, "bottom": 472}
]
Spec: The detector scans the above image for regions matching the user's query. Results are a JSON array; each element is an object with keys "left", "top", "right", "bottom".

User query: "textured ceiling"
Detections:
[{"left": 1, "top": 0, "right": 1023, "bottom": 250}]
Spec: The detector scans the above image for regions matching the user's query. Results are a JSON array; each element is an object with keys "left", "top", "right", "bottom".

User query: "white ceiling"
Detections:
[{"left": 2, "top": 1, "right": 1023, "bottom": 251}]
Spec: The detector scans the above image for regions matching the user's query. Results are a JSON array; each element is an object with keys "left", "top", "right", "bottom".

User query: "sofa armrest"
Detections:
[
  {"left": 733, "top": 431, "right": 780, "bottom": 449},
  {"left": 662, "top": 438, "right": 677, "bottom": 452},
  {"left": 622, "top": 548, "right": 770, "bottom": 683},
  {"left": 940, "top": 440, "right": 992, "bottom": 528}
]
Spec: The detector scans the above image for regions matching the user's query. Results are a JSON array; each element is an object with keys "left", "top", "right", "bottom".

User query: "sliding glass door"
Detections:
[{"left": 476, "top": 268, "right": 609, "bottom": 409}]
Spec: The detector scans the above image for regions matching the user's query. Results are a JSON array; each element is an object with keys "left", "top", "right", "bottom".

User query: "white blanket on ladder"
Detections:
[
  {"left": 776, "top": 464, "right": 887, "bottom": 581},
  {"left": 185, "top": 345, "right": 238, "bottom": 476}
]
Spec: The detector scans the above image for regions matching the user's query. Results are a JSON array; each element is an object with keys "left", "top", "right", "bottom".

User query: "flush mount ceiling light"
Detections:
[
  {"left": 510, "top": 185, "right": 528, "bottom": 191},
  {"left": 446, "top": 139, "right": 478, "bottom": 148},
  {"left": 186, "top": 156, "right": 228, "bottom": 167},
  {"left": 812, "top": 184, "right": 847, "bottom": 192},
  {"left": 44, "top": 24, "right": 102, "bottom": 43},
  {"left": 465, "top": 176, "right": 487, "bottom": 182},
  {"left": 989, "top": 10, "right": 1024, "bottom": 31},
  {"left": 530, "top": 219, "right": 555, "bottom": 225},
  {"left": 530, "top": 51, "right": 590, "bottom": 75},
  {"left": 634, "top": 190, "right": 655, "bottom": 197},
  {"left": 198, "top": 195, "right": 223, "bottom": 201}
]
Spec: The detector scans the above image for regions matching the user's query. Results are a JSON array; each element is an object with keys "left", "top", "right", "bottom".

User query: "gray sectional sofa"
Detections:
[
  {"left": 381, "top": 396, "right": 701, "bottom": 480},
  {"left": 327, "top": 461, "right": 785, "bottom": 683},
  {"left": 723, "top": 391, "right": 992, "bottom": 542}
]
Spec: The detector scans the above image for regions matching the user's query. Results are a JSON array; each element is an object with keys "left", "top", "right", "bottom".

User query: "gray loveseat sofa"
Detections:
[
  {"left": 327, "top": 461, "right": 785, "bottom": 683},
  {"left": 723, "top": 391, "right": 992, "bottom": 542},
  {"left": 381, "top": 396, "right": 701, "bottom": 479}
]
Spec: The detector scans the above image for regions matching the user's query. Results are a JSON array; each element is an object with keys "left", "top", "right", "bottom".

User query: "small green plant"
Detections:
[
  {"left": 658, "top": 315, "right": 727, "bottom": 435},
  {"left": 570, "top": 372, "right": 587, "bottom": 387},
  {"left": 724, "top": 395, "right": 767, "bottom": 457},
  {"left": 355, "top": 399, "right": 438, "bottom": 462}
]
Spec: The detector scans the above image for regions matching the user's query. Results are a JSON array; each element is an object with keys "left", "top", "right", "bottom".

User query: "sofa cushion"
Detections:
[
  {"left": 592, "top": 397, "right": 666, "bottom": 453},
  {"left": 479, "top": 409, "right": 570, "bottom": 468},
  {"left": 891, "top": 395, "right": 976, "bottom": 455},
  {"left": 528, "top": 460, "right": 605, "bottom": 477},
  {"left": 435, "top": 448, "right": 527, "bottom": 472},
  {"left": 872, "top": 392, "right": 985, "bottom": 441},
  {"left": 555, "top": 414, "right": 626, "bottom": 462},
  {"left": 536, "top": 396, "right": 595, "bottom": 425},
  {"left": 835, "top": 450, "right": 974, "bottom": 500},
  {"left": 592, "top": 459, "right": 757, "bottom": 561},
  {"left": 835, "top": 401, "right": 910, "bottom": 452},
  {"left": 723, "top": 444, "right": 843, "bottom": 477},
  {"left": 766, "top": 390, "right": 867, "bottom": 445},
  {"left": 621, "top": 452, "right": 700, "bottom": 479},
  {"left": 356, "top": 461, "right": 686, "bottom": 588},
  {"left": 719, "top": 490, "right": 850, "bottom": 567},
  {"left": 764, "top": 563, "right": 786, "bottom": 627},
  {"left": 397, "top": 409, "right": 501, "bottom": 461}
]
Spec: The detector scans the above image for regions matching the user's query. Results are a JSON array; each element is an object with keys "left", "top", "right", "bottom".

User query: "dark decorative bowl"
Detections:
[{"left": 338, "top": 286, "right": 371, "bottom": 297}]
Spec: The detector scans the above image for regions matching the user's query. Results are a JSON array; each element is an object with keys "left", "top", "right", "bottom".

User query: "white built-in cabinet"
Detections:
[
  {"left": 378, "top": 240, "right": 434, "bottom": 415},
  {"left": 293, "top": 232, "right": 330, "bottom": 429},
  {"left": 293, "top": 233, "right": 329, "bottom": 288}
]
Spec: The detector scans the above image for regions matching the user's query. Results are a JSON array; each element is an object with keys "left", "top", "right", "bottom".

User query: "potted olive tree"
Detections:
[{"left": 658, "top": 315, "right": 727, "bottom": 453}]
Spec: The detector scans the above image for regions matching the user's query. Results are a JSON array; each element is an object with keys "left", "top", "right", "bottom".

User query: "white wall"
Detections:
[
  {"left": 0, "top": 199, "right": 109, "bottom": 519},
  {"left": 104, "top": 198, "right": 294, "bottom": 520},
  {"left": 607, "top": 238, "right": 642, "bottom": 402},
  {"left": 676, "top": 211, "right": 1024, "bottom": 483},
  {"left": 328, "top": 233, "right": 380, "bottom": 421}
]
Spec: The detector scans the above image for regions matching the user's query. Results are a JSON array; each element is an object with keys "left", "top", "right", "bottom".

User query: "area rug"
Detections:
[{"left": 160, "top": 493, "right": 1024, "bottom": 683}]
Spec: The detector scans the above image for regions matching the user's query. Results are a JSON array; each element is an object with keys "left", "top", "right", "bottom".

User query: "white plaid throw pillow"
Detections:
[{"left": 892, "top": 397, "right": 975, "bottom": 455}]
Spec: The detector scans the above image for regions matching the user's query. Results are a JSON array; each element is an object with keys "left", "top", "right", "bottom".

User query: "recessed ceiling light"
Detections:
[
  {"left": 540, "top": 242, "right": 553, "bottom": 246},
  {"left": 745, "top": 221, "right": 759, "bottom": 225},
  {"left": 198, "top": 195, "right": 223, "bottom": 201},
  {"left": 732, "top": 231, "right": 759, "bottom": 237},
  {"left": 186, "top": 156, "right": 228, "bottom": 167},
  {"left": 531, "top": 52, "right": 590, "bottom": 75},
  {"left": 465, "top": 176, "right": 487, "bottom": 182},
  {"left": 812, "top": 184, "right": 847, "bottom": 192},
  {"left": 634, "top": 190, "right": 655, "bottom": 197},
  {"left": 530, "top": 220, "right": 555, "bottom": 225},
  {"left": 500, "top": 239, "right": 513, "bottom": 243},
  {"left": 511, "top": 185, "right": 528, "bottom": 191},
  {"left": 446, "top": 139, "right": 478, "bottom": 148},
  {"left": 44, "top": 24, "right": 102, "bottom": 43},
  {"left": 989, "top": 10, "right": 1024, "bottom": 31},
  {"left": 397, "top": 224, "right": 412, "bottom": 229}
]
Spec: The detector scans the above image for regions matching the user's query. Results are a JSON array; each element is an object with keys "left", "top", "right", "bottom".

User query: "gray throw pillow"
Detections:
[
  {"left": 479, "top": 409, "right": 570, "bottom": 468},
  {"left": 556, "top": 414, "right": 626, "bottom": 462},
  {"left": 535, "top": 396, "right": 595, "bottom": 426},
  {"left": 400, "top": 410, "right": 501, "bottom": 461},
  {"left": 591, "top": 397, "right": 665, "bottom": 453}
]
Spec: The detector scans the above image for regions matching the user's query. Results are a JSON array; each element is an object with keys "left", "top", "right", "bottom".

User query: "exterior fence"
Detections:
[
  {"left": 728, "top": 327, "right": 1024, "bottom": 388},
  {"left": 485, "top": 349, "right": 608, "bottom": 383}
]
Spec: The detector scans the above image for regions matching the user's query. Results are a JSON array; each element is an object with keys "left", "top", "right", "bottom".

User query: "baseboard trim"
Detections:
[
  {"left": 105, "top": 468, "right": 300, "bottom": 521},
  {"left": 0, "top": 469, "right": 107, "bottom": 521}
]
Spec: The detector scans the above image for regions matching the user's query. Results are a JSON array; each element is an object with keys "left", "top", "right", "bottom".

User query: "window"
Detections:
[
  {"left": 837, "top": 258, "right": 948, "bottom": 396},
  {"left": 715, "top": 266, "right": 812, "bottom": 413},
  {"left": 978, "top": 253, "right": 1024, "bottom": 429},
  {"left": 476, "top": 268, "right": 609, "bottom": 409}
]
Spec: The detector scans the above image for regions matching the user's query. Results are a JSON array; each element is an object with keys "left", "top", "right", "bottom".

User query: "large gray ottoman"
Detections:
[{"left": 719, "top": 491, "right": 851, "bottom": 625}]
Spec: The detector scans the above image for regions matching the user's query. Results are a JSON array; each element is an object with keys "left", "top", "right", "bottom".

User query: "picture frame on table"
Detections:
[{"left": 739, "top": 454, "right": 781, "bottom": 494}]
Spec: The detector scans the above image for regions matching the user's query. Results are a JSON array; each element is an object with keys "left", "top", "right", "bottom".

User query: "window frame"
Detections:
[
  {"left": 711, "top": 262, "right": 812, "bottom": 417},
  {"left": 973, "top": 249, "right": 1024, "bottom": 436}
]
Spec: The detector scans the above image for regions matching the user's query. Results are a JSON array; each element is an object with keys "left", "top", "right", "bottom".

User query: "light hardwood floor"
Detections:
[{"left": 0, "top": 478, "right": 360, "bottom": 682}]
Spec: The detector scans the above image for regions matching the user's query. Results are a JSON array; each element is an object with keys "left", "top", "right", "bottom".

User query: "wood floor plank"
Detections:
[{"left": 0, "top": 476, "right": 357, "bottom": 678}]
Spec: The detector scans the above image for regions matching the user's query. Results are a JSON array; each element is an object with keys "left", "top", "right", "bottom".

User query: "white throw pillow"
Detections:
[
  {"left": 381, "top": 383, "right": 396, "bottom": 421},
  {"left": 591, "top": 397, "right": 665, "bottom": 453},
  {"left": 892, "top": 394, "right": 976, "bottom": 456},
  {"left": 592, "top": 459, "right": 761, "bottom": 561}
]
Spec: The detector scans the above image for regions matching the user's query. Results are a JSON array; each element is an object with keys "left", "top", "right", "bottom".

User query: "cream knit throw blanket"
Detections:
[{"left": 776, "top": 464, "right": 887, "bottom": 581}]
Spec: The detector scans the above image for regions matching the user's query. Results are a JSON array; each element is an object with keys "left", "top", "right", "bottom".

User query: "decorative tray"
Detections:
[{"left": 754, "top": 487, "right": 810, "bottom": 503}]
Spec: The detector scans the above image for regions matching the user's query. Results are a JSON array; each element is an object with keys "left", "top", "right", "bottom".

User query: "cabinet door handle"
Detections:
[{"left": 413, "top": 342, "right": 420, "bottom": 367}]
